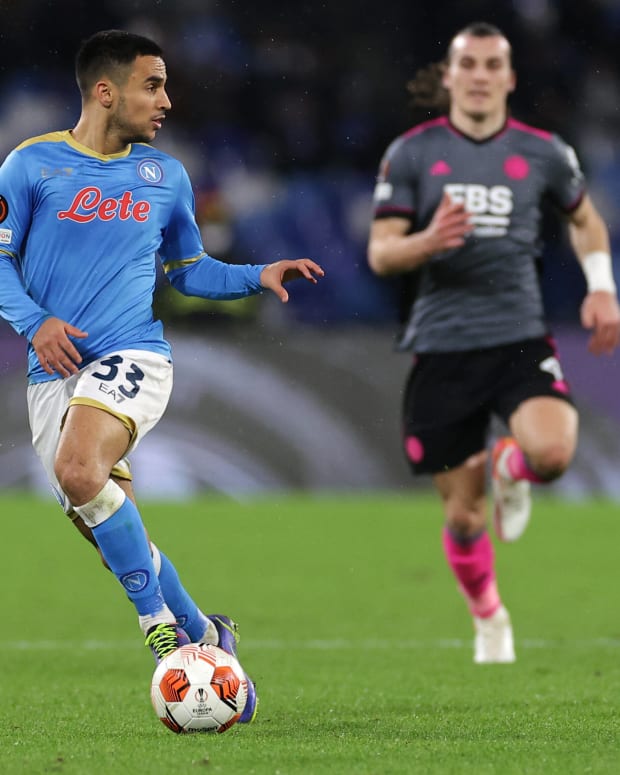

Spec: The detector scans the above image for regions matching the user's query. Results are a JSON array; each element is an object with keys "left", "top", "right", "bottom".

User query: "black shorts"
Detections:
[{"left": 402, "top": 336, "right": 574, "bottom": 475}]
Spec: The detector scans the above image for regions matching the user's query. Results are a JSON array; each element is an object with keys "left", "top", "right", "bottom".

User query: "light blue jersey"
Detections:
[{"left": 0, "top": 130, "right": 265, "bottom": 383}]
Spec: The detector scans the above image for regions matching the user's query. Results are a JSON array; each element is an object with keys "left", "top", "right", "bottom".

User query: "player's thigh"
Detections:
[
  {"left": 493, "top": 337, "right": 578, "bottom": 465},
  {"left": 27, "top": 376, "right": 80, "bottom": 510},
  {"left": 509, "top": 395, "right": 578, "bottom": 464},
  {"left": 56, "top": 403, "right": 134, "bottom": 479}
]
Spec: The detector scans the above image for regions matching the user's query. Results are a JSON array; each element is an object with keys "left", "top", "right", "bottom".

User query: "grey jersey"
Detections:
[{"left": 372, "top": 116, "right": 586, "bottom": 352}]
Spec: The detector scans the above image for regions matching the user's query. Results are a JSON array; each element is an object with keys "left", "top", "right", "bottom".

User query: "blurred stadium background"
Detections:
[{"left": 1, "top": 0, "right": 619, "bottom": 499}]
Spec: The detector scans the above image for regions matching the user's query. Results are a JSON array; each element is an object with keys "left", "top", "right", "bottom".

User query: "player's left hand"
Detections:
[
  {"left": 260, "top": 258, "right": 325, "bottom": 303},
  {"left": 580, "top": 290, "right": 620, "bottom": 355}
]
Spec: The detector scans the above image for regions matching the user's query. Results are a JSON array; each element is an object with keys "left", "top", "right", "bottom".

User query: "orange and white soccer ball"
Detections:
[{"left": 150, "top": 643, "right": 248, "bottom": 733}]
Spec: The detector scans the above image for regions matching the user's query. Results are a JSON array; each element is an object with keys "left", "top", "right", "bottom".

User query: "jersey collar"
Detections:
[
  {"left": 63, "top": 130, "right": 134, "bottom": 160},
  {"left": 447, "top": 117, "right": 509, "bottom": 144}
]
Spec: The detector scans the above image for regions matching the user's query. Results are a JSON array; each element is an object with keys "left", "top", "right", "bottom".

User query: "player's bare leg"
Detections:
[
  {"left": 493, "top": 396, "right": 578, "bottom": 542},
  {"left": 55, "top": 403, "right": 187, "bottom": 661},
  {"left": 435, "top": 460, "right": 515, "bottom": 663},
  {"left": 67, "top": 476, "right": 258, "bottom": 718}
]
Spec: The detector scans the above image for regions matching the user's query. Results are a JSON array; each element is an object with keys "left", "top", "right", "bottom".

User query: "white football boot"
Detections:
[
  {"left": 492, "top": 437, "right": 532, "bottom": 542},
  {"left": 473, "top": 605, "right": 516, "bottom": 664}
]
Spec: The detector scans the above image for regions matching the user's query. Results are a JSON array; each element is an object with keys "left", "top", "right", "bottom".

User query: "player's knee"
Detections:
[
  {"left": 54, "top": 458, "right": 108, "bottom": 506},
  {"left": 528, "top": 441, "right": 574, "bottom": 481},
  {"left": 444, "top": 504, "right": 485, "bottom": 538}
]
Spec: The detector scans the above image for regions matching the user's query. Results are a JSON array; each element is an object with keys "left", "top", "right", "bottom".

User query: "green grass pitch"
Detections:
[{"left": 1, "top": 492, "right": 618, "bottom": 774}]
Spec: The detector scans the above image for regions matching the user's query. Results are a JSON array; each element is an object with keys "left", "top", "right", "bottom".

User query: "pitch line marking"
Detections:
[{"left": 2, "top": 637, "right": 619, "bottom": 651}]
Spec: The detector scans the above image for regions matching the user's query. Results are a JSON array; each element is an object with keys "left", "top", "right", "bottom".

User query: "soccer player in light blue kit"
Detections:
[{"left": 0, "top": 30, "right": 323, "bottom": 723}]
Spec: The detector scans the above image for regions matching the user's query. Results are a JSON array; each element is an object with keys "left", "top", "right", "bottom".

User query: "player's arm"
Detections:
[
  {"left": 0, "top": 145, "right": 88, "bottom": 378},
  {"left": 166, "top": 254, "right": 265, "bottom": 299},
  {"left": 367, "top": 191, "right": 472, "bottom": 276},
  {"left": 0, "top": 252, "right": 51, "bottom": 339},
  {"left": 567, "top": 194, "right": 620, "bottom": 355},
  {"left": 166, "top": 254, "right": 324, "bottom": 302},
  {"left": 0, "top": 255, "right": 88, "bottom": 376},
  {"left": 0, "top": 254, "right": 88, "bottom": 379},
  {"left": 0, "top": 151, "right": 50, "bottom": 342}
]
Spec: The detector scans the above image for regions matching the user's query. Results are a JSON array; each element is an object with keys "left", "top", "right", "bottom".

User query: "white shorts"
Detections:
[{"left": 27, "top": 349, "right": 173, "bottom": 513}]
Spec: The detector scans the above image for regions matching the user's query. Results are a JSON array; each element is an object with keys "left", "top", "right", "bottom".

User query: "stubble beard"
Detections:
[
  {"left": 465, "top": 109, "right": 489, "bottom": 123},
  {"left": 112, "top": 98, "right": 156, "bottom": 145}
]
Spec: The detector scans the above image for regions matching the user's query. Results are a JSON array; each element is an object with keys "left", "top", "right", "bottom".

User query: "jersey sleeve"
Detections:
[
  {"left": 544, "top": 134, "right": 586, "bottom": 213},
  {"left": 159, "top": 165, "right": 266, "bottom": 300},
  {"left": 371, "top": 135, "right": 417, "bottom": 221},
  {"left": 0, "top": 149, "right": 52, "bottom": 340}
]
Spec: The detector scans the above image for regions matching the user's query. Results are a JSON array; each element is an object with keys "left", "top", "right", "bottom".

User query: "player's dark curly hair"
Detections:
[
  {"left": 406, "top": 21, "right": 510, "bottom": 114},
  {"left": 75, "top": 29, "right": 164, "bottom": 97}
]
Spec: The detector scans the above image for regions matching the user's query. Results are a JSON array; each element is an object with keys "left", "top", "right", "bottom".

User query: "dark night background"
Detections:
[{"left": 0, "top": 0, "right": 619, "bottom": 327}]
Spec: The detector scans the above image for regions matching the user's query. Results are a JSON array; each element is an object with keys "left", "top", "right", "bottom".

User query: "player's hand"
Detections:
[
  {"left": 31, "top": 317, "right": 88, "bottom": 377},
  {"left": 260, "top": 258, "right": 325, "bottom": 303},
  {"left": 424, "top": 191, "right": 473, "bottom": 255},
  {"left": 580, "top": 291, "right": 620, "bottom": 355}
]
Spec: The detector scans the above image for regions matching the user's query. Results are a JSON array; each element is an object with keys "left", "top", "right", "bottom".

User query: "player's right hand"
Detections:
[
  {"left": 31, "top": 317, "right": 88, "bottom": 378},
  {"left": 425, "top": 191, "right": 473, "bottom": 254}
]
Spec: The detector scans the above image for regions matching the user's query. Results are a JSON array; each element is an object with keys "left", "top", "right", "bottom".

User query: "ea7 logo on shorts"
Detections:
[
  {"left": 444, "top": 183, "right": 513, "bottom": 237},
  {"left": 57, "top": 187, "right": 151, "bottom": 223}
]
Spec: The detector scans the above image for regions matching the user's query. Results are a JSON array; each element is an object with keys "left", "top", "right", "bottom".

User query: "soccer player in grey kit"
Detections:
[{"left": 368, "top": 22, "right": 620, "bottom": 662}]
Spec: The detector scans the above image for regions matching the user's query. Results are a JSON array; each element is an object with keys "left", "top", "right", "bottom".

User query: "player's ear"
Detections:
[
  {"left": 440, "top": 61, "right": 450, "bottom": 90},
  {"left": 94, "top": 80, "right": 114, "bottom": 109},
  {"left": 508, "top": 69, "right": 516, "bottom": 94}
]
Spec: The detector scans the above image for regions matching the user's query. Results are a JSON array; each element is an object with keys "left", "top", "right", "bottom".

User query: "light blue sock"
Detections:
[
  {"left": 157, "top": 550, "right": 209, "bottom": 641},
  {"left": 92, "top": 497, "right": 166, "bottom": 618}
]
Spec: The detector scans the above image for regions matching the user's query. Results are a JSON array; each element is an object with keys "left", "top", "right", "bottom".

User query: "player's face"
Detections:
[
  {"left": 111, "top": 55, "right": 172, "bottom": 144},
  {"left": 442, "top": 34, "right": 515, "bottom": 123}
]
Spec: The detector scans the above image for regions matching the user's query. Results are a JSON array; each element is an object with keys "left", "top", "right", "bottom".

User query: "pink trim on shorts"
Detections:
[
  {"left": 552, "top": 380, "right": 570, "bottom": 395},
  {"left": 405, "top": 435, "right": 425, "bottom": 464}
]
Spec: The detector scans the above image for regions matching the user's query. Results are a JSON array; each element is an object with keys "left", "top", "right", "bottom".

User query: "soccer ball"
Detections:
[{"left": 150, "top": 643, "right": 248, "bottom": 733}]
